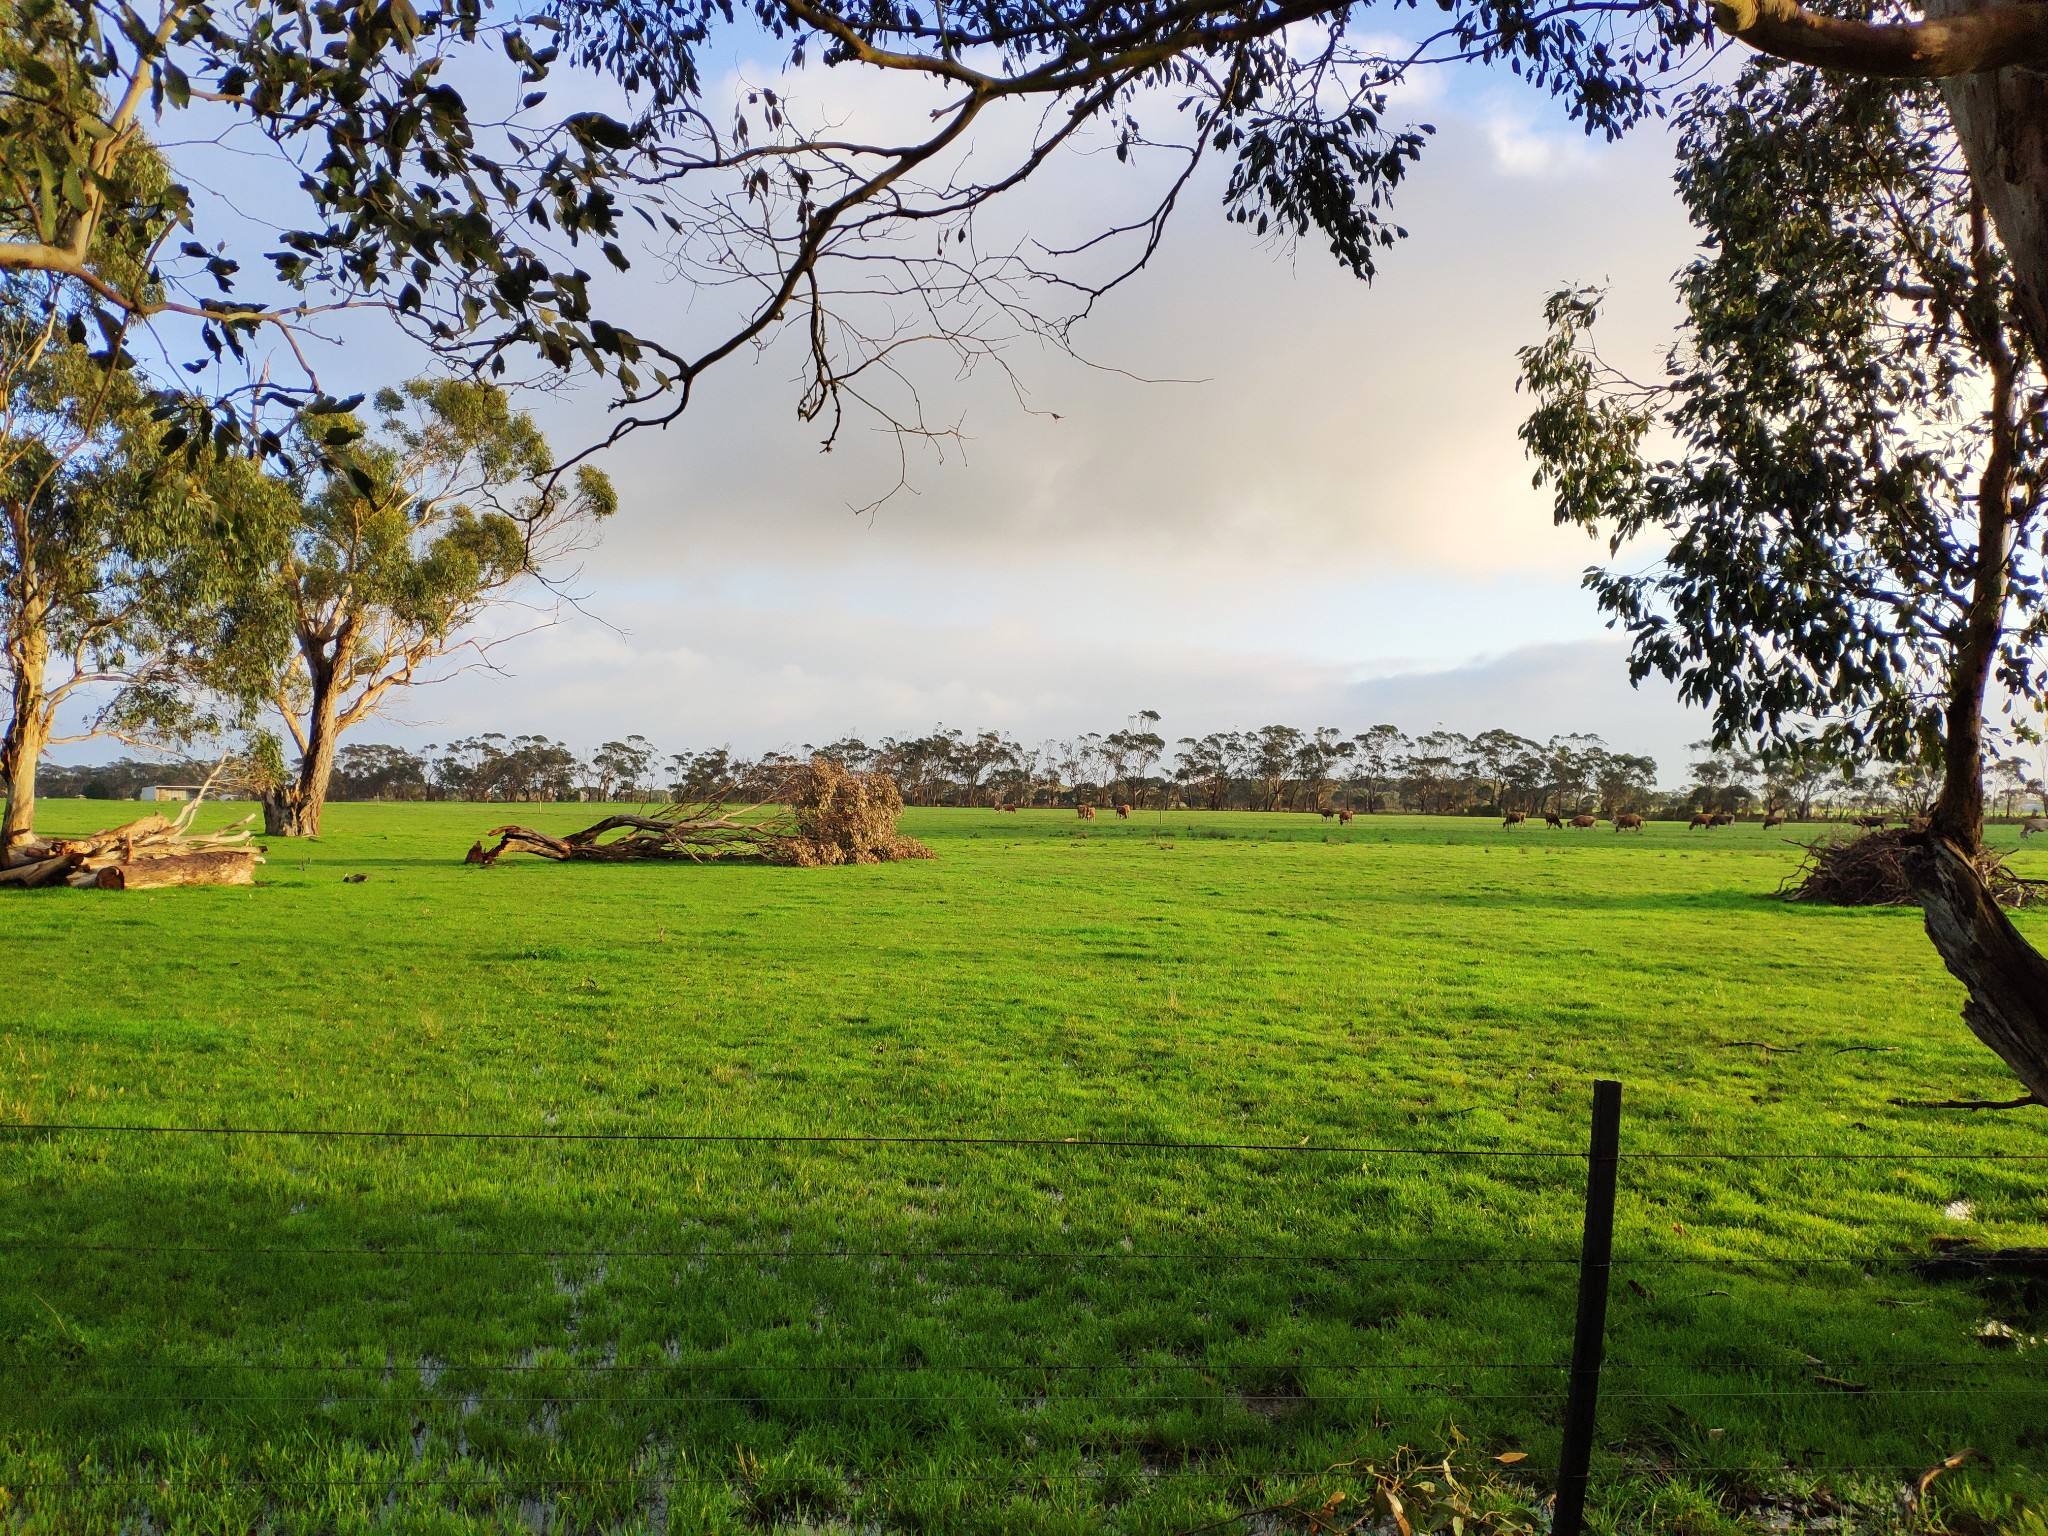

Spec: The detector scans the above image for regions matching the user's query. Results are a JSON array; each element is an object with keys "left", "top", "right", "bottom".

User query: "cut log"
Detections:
[
  {"left": 0, "top": 853, "right": 76, "bottom": 888},
  {"left": 94, "top": 850, "right": 259, "bottom": 891}
]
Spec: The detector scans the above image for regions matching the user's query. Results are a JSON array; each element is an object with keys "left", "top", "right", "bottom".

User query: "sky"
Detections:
[{"left": 80, "top": 38, "right": 1725, "bottom": 782}]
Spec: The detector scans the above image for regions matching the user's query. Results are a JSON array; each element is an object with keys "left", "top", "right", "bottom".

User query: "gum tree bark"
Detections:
[
  {"left": 1, "top": 593, "right": 49, "bottom": 863},
  {"left": 1907, "top": 836, "right": 2048, "bottom": 1104},
  {"left": 1932, "top": 0, "right": 2048, "bottom": 358},
  {"left": 259, "top": 623, "right": 349, "bottom": 839}
]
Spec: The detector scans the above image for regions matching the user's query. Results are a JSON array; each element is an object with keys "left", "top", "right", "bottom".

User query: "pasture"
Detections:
[{"left": 3, "top": 804, "right": 2046, "bottom": 1534}]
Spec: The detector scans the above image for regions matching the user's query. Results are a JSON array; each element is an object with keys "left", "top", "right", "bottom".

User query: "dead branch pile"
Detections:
[
  {"left": 1781, "top": 827, "right": 2045, "bottom": 910},
  {"left": 0, "top": 795, "right": 263, "bottom": 891},
  {"left": 470, "top": 759, "right": 932, "bottom": 869}
]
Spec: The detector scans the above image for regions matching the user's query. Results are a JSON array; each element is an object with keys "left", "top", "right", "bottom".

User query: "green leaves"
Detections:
[{"left": 1519, "top": 64, "right": 2042, "bottom": 771}]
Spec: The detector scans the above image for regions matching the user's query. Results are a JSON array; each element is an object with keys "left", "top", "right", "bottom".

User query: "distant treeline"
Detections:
[{"left": 43, "top": 724, "right": 2045, "bottom": 819}]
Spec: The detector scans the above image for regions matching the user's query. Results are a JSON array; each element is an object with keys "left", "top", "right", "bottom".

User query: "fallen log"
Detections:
[
  {"left": 473, "top": 761, "right": 933, "bottom": 869},
  {"left": 94, "top": 850, "right": 259, "bottom": 890}
]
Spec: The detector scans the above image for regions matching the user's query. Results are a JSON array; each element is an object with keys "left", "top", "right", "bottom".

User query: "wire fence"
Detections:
[{"left": 3, "top": 1087, "right": 2042, "bottom": 1531}]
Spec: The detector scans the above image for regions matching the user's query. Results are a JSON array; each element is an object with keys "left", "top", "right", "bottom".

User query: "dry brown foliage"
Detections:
[
  {"left": 777, "top": 759, "right": 933, "bottom": 866},
  {"left": 471, "top": 759, "right": 931, "bottom": 868},
  {"left": 1781, "top": 827, "right": 2044, "bottom": 910}
]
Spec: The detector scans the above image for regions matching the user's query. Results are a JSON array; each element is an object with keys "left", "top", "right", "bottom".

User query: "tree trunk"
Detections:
[
  {"left": 1908, "top": 835, "right": 2048, "bottom": 1104},
  {"left": 262, "top": 652, "right": 343, "bottom": 838},
  {"left": 1, "top": 597, "right": 50, "bottom": 865},
  {"left": 1927, "top": 0, "right": 2048, "bottom": 360}
]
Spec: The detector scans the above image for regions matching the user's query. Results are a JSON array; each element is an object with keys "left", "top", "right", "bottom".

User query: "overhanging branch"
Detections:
[{"left": 1715, "top": 0, "right": 2048, "bottom": 77}]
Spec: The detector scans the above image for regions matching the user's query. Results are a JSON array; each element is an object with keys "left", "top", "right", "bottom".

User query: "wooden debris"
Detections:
[
  {"left": 474, "top": 760, "right": 932, "bottom": 869},
  {"left": 0, "top": 774, "right": 265, "bottom": 892},
  {"left": 1782, "top": 827, "right": 2045, "bottom": 909}
]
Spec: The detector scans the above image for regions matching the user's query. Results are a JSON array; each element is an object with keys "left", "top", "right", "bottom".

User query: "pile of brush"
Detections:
[
  {"left": 1782, "top": 826, "right": 2044, "bottom": 909},
  {"left": 0, "top": 796, "right": 263, "bottom": 891},
  {"left": 469, "top": 759, "right": 932, "bottom": 869}
]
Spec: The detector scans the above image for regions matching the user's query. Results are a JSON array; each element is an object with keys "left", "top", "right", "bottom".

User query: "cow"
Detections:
[
  {"left": 1689, "top": 812, "right": 1714, "bottom": 830},
  {"left": 1338, "top": 808, "right": 1354, "bottom": 825},
  {"left": 1853, "top": 813, "right": 1889, "bottom": 830},
  {"left": 1319, "top": 807, "right": 1335, "bottom": 819},
  {"left": 1502, "top": 810, "right": 1527, "bottom": 828},
  {"left": 1545, "top": 812, "right": 1565, "bottom": 829},
  {"left": 1115, "top": 803, "right": 1132, "bottom": 819},
  {"left": 1570, "top": 814, "right": 1599, "bottom": 829},
  {"left": 999, "top": 803, "right": 1019, "bottom": 812},
  {"left": 1711, "top": 812, "right": 1736, "bottom": 827},
  {"left": 1614, "top": 813, "right": 1644, "bottom": 832},
  {"left": 1076, "top": 804, "right": 1096, "bottom": 820},
  {"left": 1762, "top": 812, "right": 1786, "bottom": 829},
  {"left": 2023, "top": 817, "right": 2048, "bottom": 838}
]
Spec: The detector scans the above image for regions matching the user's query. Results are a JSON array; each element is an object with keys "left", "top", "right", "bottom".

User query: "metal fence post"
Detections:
[{"left": 1554, "top": 1078, "right": 1622, "bottom": 1536}]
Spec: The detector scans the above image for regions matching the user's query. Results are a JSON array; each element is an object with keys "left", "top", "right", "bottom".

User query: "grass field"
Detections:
[{"left": 4, "top": 803, "right": 2047, "bottom": 1534}]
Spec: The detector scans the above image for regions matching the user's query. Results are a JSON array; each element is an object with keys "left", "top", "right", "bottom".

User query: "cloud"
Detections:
[{"left": 68, "top": 62, "right": 1711, "bottom": 783}]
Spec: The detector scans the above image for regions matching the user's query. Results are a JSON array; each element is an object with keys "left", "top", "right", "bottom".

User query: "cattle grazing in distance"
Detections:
[
  {"left": 1319, "top": 807, "right": 1335, "bottom": 819},
  {"left": 2023, "top": 816, "right": 2048, "bottom": 838},
  {"left": 1570, "top": 814, "right": 1599, "bottom": 829},
  {"left": 1502, "top": 810, "right": 1527, "bottom": 828},
  {"left": 1688, "top": 812, "right": 1717, "bottom": 830},
  {"left": 1338, "top": 808, "right": 1354, "bottom": 824},
  {"left": 1853, "top": 813, "right": 1889, "bottom": 830},
  {"left": 1545, "top": 812, "right": 1565, "bottom": 829},
  {"left": 1115, "top": 803, "right": 1132, "bottom": 819},
  {"left": 999, "top": 803, "right": 1019, "bottom": 813},
  {"left": 1711, "top": 812, "right": 1736, "bottom": 827},
  {"left": 1076, "top": 804, "right": 1096, "bottom": 820},
  {"left": 1762, "top": 812, "right": 1786, "bottom": 829},
  {"left": 1614, "top": 813, "right": 1644, "bottom": 832}
]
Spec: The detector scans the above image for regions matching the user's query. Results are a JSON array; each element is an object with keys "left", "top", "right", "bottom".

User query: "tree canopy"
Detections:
[
  {"left": 1520, "top": 61, "right": 2041, "bottom": 849},
  {"left": 3, "top": 0, "right": 2042, "bottom": 461},
  {"left": 202, "top": 376, "right": 616, "bottom": 836}
]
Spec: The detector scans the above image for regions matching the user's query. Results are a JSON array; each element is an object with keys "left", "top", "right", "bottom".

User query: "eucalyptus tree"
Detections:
[
  {"left": 1347, "top": 724, "right": 1408, "bottom": 814},
  {"left": 0, "top": 283, "right": 274, "bottom": 860},
  {"left": 1521, "top": 61, "right": 2048, "bottom": 1100},
  {"left": 590, "top": 734, "right": 657, "bottom": 799},
  {"left": 1174, "top": 732, "right": 1240, "bottom": 811},
  {"left": 5, "top": 0, "right": 2042, "bottom": 468},
  {"left": 215, "top": 378, "right": 616, "bottom": 836}
]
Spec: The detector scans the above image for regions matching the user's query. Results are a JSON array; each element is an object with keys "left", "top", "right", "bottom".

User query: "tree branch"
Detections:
[{"left": 1715, "top": 0, "right": 2048, "bottom": 78}]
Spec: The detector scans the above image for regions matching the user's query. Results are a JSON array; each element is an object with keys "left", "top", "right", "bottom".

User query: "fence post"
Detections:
[{"left": 1553, "top": 1077, "right": 1622, "bottom": 1536}]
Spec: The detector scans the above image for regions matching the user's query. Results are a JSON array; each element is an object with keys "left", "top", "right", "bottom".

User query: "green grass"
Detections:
[{"left": 4, "top": 802, "right": 2046, "bottom": 1534}]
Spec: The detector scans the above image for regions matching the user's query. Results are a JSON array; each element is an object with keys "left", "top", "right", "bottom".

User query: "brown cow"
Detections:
[
  {"left": 1338, "top": 808, "right": 1354, "bottom": 824},
  {"left": 1710, "top": 812, "right": 1736, "bottom": 827},
  {"left": 2022, "top": 816, "right": 2048, "bottom": 838},
  {"left": 1853, "top": 813, "right": 1889, "bottom": 830},
  {"left": 1115, "top": 803, "right": 1132, "bottom": 819},
  {"left": 1076, "top": 804, "right": 1096, "bottom": 820},
  {"left": 1762, "top": 812, "right": 1786, "bottom": 829},
  {"left": 1545, "top": 812, "right": 1565, "bottom": 829},
  {"left": 1502, "top": 810, "right": 1527, "bottom": 828},
  {"left": 1570, "top": 813, "right": 1599, "bottom": 829},
  {"left": 1688, "top": 812, "right": 1713, "bottom": 829},
  {"left": 999, "top": 802, "right": 1020, "bottom": 813},
  {"left": 1614, "top": 813, "right": 1643, "bottom": 832}
]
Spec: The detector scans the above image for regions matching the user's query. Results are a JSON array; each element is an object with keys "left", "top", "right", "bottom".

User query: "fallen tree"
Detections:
[
  {"left": 469, "top": 761, "right": 932, "bottom": 869},
  {"left": 0, "top": 792, "right": 263, "bottom": 890},
  {"left": 1782, "top": 828, "right": 2047, "bottom": 911}
]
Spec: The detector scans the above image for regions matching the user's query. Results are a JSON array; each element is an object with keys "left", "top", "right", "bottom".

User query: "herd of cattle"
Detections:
[
  {"left": 988, "top": 803, "right": 2048, "bottom": 836},
  {"left": 986, "top": 805, "right": 2023, "bottom": 832}
]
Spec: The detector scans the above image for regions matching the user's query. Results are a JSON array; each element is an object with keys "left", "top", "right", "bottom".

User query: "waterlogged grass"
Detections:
[{"left": 3, "top": 803, "right": 2046, "bottom": 1533}]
